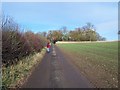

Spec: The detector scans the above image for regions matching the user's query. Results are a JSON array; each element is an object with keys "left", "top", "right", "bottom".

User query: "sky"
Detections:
[
  {"left": 2, "top": 2, "right": 118, "bottom": 41},
  {"left": 1, "top": 0, "right": 119, "bottom": 2}
]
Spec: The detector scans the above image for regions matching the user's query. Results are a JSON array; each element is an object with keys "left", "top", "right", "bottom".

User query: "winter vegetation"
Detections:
[
  {"left": 1, "top": 16, "right": 47, "bottom": 88},
  {"left": 2, "top": 49, "right": 46, "bottom": 88},
  {"left": 45, "top": 23, "right": 106, "bottom": 43},
  {"left": 2, "top": 16, "right": 47, "bottom": 67}
]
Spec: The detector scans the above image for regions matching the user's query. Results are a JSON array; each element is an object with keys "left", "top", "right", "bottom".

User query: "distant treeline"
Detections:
[
  {"left": 2, "top": 16, "right": 47, "bottom": 66},
  {"left": 40, "top": 23, "right": 106, "bottom": 42}
]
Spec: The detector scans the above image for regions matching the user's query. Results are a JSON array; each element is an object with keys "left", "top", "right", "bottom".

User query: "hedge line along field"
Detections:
[
  {"left": 2, "top": 16, "right": 47, "bottom": 88},
  {"left": 2, "top": 49, "right": 46, "bottom": 89},
  {"left": 2, "top": 16, "right": 47, "bottom": 66},
  {"left": 57, "top": 41, "right": 118, "bottom": 88}
]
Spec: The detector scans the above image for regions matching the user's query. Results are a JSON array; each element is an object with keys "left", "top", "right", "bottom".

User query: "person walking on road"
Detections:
[{"left": 46, "top": 41, "right": 51, "bottom": 53}]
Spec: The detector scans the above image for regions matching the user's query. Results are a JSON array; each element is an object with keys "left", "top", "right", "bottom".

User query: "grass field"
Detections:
[{"left": 57, "top": 41, "right": 118, "bottom": 88}]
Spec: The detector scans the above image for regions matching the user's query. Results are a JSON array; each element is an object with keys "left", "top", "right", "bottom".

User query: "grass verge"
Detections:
[
  {"left": 2, "top": 48, "right": 46, "bottom": 89},
  {"left": 57, "top": 41, "right": 118, "bottom": 88}
]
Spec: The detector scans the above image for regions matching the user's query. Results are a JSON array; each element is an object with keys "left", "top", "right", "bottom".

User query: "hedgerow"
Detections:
[{"left": 2, "top": 16, "right": 47, "bottom": 67}]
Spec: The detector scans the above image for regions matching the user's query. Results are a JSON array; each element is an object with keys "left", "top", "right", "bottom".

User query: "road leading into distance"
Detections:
[{"left": 22, "top": 45, "right": 93, "bottom": 88}]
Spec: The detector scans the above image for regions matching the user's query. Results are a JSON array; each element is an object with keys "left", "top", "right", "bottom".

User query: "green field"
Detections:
[{"left": 57, "top": 41, "right": 118, "bottom": 88}]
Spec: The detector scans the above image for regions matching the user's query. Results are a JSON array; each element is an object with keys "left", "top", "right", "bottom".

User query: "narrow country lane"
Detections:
[{"left": 22, "top": 45, "right": 93, "bottom": 88}]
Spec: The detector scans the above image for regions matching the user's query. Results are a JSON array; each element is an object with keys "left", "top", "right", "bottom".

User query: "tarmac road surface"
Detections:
[{"left": 22, "top": 45, "right": 93, "bottom": 88}]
